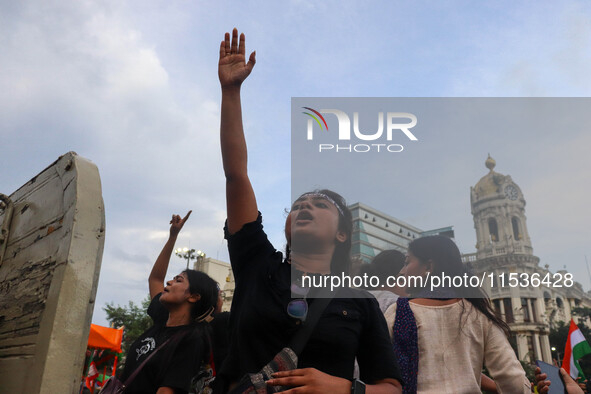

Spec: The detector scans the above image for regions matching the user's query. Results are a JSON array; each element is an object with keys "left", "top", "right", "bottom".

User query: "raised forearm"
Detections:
[
  {"left": 149, "top": 235, "right": 177, "bottom": 298},
  {"left": 220, "top": 86, "right": 248, "bottom": 180},
  {"left": 220, "top": 81, "right": 257, "bottom": 234}
]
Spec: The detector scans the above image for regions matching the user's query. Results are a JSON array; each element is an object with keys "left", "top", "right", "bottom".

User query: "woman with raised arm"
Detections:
[
  {"left": 217, "top": 28, "right": 402, "bottom": 394},
  {"left": 119, "top": 212, "right": 220, "bottom": 394}
]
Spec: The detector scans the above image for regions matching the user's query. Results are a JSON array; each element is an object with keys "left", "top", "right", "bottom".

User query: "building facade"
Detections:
[
  {"left": 465, "top": 155, "right": 591, "bottom": 363},
  {"left": 348, "top": 155, "right": 591, "bottom": 364},
  {"left": 192, "top": 255, "right": 233, "bottom": 312},
  {"left": 349, "top": 202, "right": 453, "bottom": 263}
]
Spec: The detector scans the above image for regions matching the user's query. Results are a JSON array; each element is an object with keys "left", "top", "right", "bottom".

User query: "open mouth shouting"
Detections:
[{"left": 295, "top": 210, "right": 313, "bottom": 223}]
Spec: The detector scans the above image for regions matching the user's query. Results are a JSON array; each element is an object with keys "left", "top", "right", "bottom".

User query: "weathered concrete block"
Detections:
[{"left": 0, "top": 152, "right": 105, "bottom": 394}]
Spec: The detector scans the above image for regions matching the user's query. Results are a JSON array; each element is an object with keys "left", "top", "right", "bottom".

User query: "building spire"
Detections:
[{"left": 485, "top": 154, "right": 496, "bottom": 172}]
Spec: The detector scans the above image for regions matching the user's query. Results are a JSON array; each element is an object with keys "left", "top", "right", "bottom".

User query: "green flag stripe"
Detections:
[
  {"left": 572, "top": 340, "right": 591, "bottom": 380},
  {"left": 573, "top": 340, "right": 591, "bottom": 360},
  {"left": 574, "top": 359, "right": 586, "bottom": 380}
]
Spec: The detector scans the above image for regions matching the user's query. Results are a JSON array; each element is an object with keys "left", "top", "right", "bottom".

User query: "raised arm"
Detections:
[
  {"left": 148, "top": 211, "right": 192, "bottom": 299},
  {"left": 218, "top": 28, "right": 258, "bottom": 235}
]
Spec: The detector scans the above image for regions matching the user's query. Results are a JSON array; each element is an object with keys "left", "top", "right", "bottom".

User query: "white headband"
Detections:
[{"left": 297, "top": 192, "right": 345, "bottom": 217}]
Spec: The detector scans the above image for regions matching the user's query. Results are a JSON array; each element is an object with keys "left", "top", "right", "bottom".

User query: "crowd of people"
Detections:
[{"left": 105, "top": 29, "right": 588, "bottom": 394}]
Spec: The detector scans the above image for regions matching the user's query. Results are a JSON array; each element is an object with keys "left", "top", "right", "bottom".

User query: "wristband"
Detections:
[{"left": 351, "top": 379, "right": 366, "bottom": 394}]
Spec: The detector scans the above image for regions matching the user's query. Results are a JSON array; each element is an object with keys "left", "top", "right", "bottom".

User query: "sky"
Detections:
[{"left": 1, "top": 0, "right": 590, "bottom": 326}]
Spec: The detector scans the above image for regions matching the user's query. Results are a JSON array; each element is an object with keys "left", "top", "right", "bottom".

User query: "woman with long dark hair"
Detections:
[
  {"left": 119, "top": 212, "right": 219, "bottom": 394},
  {"left": 358, "top": 249, "right": 407, "bottom": 313},
  {"left": 217, "top": 28, "right": 402, "bottom": 393},
  {"left": 385, "top": 235, "right": 530, "bottom": 393}
]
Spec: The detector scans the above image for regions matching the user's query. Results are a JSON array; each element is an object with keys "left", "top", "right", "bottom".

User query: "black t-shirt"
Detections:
[
  {"left": 120, "top": 293, "right": 207, "bottom": 394},
  {"left": 210, "top": 311, "right": 230, "bottom": 373},
  {"left": 220, "top": 213, "right": 401, "bottom": 385}
]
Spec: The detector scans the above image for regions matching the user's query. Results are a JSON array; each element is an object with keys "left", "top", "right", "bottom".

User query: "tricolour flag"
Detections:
[
  {"left": 85, "top": 361, "right": 99, "bottom": 390},
  {"left": 562, "top": 318, "right": 591, "bottom": 379}
]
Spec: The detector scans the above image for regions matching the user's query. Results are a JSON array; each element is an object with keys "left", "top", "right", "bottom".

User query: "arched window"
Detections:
[
  {"left": 543, "top": 292, "right": 552, "bottom": 308},
  {"left": 556, "top": 297, "right": 564, "bottom": 309},
  {"left": 512, "top": 217, "right": 521, "bottom": 240},
  {"left": 488, "top": 218, "right": 499, "bottom": 242}
]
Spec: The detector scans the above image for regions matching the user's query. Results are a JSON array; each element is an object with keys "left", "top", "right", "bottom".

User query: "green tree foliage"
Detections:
[
  {"left": 103, "top": 295, "right": 152, "bottom": 372},
  {"left": 573, "top": 307, "right": 591, "bottom": 324},
  {"left": 519, "top": 360, "right": 536, "bottom": 383}
]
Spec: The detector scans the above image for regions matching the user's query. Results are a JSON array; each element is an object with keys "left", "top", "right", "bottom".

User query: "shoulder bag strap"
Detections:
[
  {"left": 202, "top": 325, "right": 216, "bottom": 374},
  {"left": 123, "top": 328, "right": 188, "bottom": 387},
  {"left": 289, "top": 288, "right": 335, "bottom": 355}
]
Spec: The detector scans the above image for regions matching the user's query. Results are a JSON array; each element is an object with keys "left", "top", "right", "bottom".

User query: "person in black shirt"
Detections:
[
  {"left": 217, "top": 28, "right": 403, "bottom": 393},
  {"left": 120, "top": 211, "right": 219, "bottom": 394}
]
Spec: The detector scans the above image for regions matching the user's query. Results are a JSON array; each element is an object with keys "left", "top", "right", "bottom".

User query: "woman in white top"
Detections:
[{"left": 384, "top": 235, "right": 531, "bottom": 394}]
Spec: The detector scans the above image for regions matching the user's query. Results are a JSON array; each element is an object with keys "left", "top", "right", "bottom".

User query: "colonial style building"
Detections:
[
  {"left": 464, "top": 155, "right": 591, "bottom": 363},
  {"left": 191, "top": 255, "right": 233, "bottom": 312}
]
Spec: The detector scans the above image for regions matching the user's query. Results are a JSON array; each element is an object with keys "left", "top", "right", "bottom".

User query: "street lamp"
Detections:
[
  {"left": 551, "top": 346, "right": 561, "bottom": 366},
  {"left": 175, "top": 247, "right": 196, "bottom": 269}
]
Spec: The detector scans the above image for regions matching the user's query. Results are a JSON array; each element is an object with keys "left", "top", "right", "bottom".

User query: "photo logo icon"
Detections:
[
  {"left": 302, "top": 107, "right": 329, "bottom": 135},
  {"left": 301, "top": 106, "right": 418, "bottom": 153}
]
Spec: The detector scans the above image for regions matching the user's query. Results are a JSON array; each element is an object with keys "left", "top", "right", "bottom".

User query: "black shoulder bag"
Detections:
[{"left": 228, "top": 289, "right": 335, "bottom": 394}]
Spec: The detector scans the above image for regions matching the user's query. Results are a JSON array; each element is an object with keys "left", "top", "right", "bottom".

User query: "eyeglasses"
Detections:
[{"left": 287, "top": 282, "right": 310, "bottom": 322}]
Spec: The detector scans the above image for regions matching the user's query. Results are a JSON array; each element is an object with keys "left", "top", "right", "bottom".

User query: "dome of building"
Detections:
[{"left": 473, "top": 154, "right": 506, "bottom": 199}]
